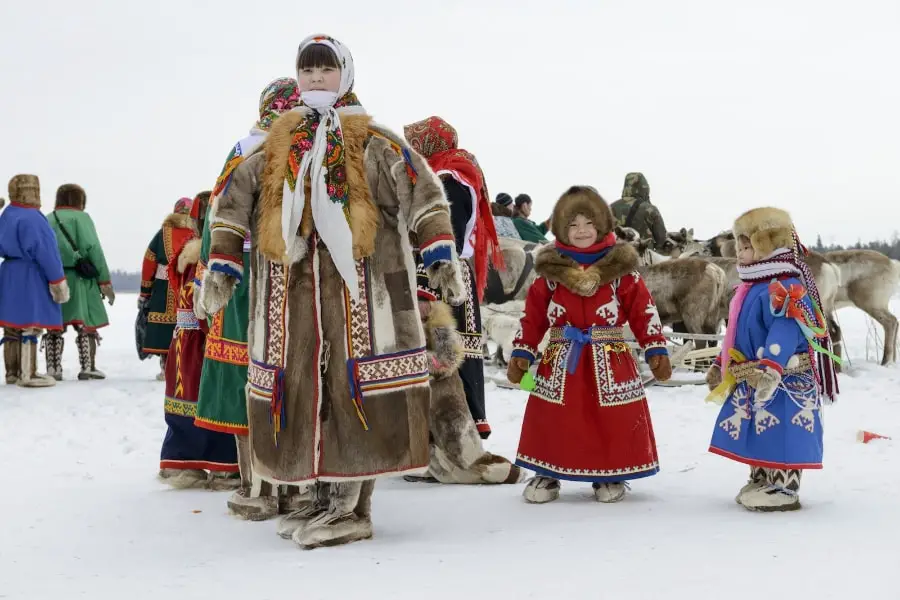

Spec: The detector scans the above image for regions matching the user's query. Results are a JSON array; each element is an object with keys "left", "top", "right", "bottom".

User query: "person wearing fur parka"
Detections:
[
  {"left": 138, "top": 198, "right": 195, "bottom": 381},
  {"left": 0, "top": 174, "right": 69, "bottom": 388},
  {"left": 158, "top": 194, "right": 239, "bottom": 490},
  {"left": 704, "top": 207, "right": 838, "bottom": 512},
  {"left": 507, "top": 186, "right": 672, "bottom": 505},
  {"left": 197, "top": 35, "right": 464, "bottom": 550},
  {"left": 44, "top": 184, "right": 115, "bottom": 381}
]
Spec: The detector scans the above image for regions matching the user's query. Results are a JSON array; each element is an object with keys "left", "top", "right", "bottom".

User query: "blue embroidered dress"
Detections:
[{"left": 709, "top": 277, "right": 824, "bottom": 470}]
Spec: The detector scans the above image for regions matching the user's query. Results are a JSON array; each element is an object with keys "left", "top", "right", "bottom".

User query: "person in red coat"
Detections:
[{"left": 507, "top": 186, "right": 672, "bottom": 504}]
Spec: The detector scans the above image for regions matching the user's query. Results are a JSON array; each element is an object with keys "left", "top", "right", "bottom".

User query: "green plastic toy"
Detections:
[{"left": 520, "top": 371, "right": 536, "bottom": 392}]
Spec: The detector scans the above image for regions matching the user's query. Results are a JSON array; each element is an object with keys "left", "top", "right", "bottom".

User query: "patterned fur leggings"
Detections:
[{"left": 749, "top": 466, "right": 802, "bottom": 492}]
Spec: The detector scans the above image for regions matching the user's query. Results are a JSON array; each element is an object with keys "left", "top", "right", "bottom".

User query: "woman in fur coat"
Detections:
[
  {"left": 138, "top": 198, "right": 195, "bottom": 380},
  {"left": 0, "top": 174, "right": 69, "bottom": 388},
  {"left": 705, "top": 207, "right": 838, "bottom": 512},
  {"left": 507, "top": 186, "right": 672, "bottom": 504},
  {"left": 404, "top": 115, "right": 503, "bottom": 439},
  {"left": 198, "top": 34, "right": 463, "bottom": 550},
  {"left": 44, "top": 184, "right": 115, "bottom": 381},
  {"left": 158, "top": 195, "right": 239, "bottom": 489},
  {"left": 194, "top": 77, "right": 302, "bottom": 521}
]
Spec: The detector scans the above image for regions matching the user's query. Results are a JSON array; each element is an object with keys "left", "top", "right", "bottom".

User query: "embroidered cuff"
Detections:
[
  {"left": 644, "top": 347, "right": 668, "bottom": 361},
  {"left": 758, "top": 358, "right": 783, "bottom": 375},
  {"left": 208, "top": 254, "right": 243, "bottom": 282},
  {"left": 419, "top": 235, "right": 456, "bottom": 270},
  {"left": 511, "top": 348, "right": 536, "bottom": 365}
]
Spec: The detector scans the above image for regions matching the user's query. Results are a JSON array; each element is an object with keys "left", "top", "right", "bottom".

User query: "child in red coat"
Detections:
[{"left": 507, "top": 186, "right": 672, "bottom": 503}]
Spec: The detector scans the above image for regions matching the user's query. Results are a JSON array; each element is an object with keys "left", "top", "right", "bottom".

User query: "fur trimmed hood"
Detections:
[
  {"left": 56, "top": 184, "right": 86, "bottom": 210},
  {"left": 177, "top": 238, "right": 202, "bottom": 274},
  {"left": 622, "top": 172, "right": 650, "bottom": 203},
  {"left": 733, "top": 206, "right": 795, "bottom": 257},
  {"left": 7, "top": 174, "right": 41, "bottom": 208},
  {"left": 162, "top": 212, "right": 197, "bottom": 234},
  {"left": 549, "top": 185, "right": 615, "bottom": 244},
  {"left": 534, "top": 242, "right": 639, "bottom": 296}
]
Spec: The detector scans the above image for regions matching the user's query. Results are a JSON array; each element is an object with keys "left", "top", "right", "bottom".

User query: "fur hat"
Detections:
[
  {"left": 8, "top": 174, "right": 40, "bottom": 207},
  {"left": 514, "top": 193, "right": 532, "bottom": 207},
  {"left": 56, "top": 184, "right": 86, "bottom": 210},
  {"left": 495, "top": 192, "right": 513, "bottom": 207},
  {"left": 622, "top": 172, "right": 650, "bottom": 203},
  {"left": 732, "top": 206, "right": 795, "bottom": 257},
  {"left": 550, "top": 185, "right": 615, "bottom": 245}
]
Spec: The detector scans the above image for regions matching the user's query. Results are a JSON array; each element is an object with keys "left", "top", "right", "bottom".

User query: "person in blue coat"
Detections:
[
  {"left": 705, "top": 206, "right": 839, "bottom": 512},
  {"left": 0, "top": 174, "right": 70, "bottom": 387}
]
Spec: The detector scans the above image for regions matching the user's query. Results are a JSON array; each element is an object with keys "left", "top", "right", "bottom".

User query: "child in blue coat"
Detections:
[{"left": 705, "top": 207, "right": 839, "bottom": 511}]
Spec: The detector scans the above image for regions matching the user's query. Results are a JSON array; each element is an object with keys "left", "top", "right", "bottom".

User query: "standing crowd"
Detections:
[{"left": 0, "top": 32, "right": 839, "bottom": 551}]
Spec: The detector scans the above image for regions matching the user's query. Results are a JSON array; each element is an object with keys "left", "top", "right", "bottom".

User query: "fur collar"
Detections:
[
  {"left": 163, "top": 212, "right": 197, "bottom": 234},
  {"left": 534, "top": 242, "right": 639, "bottom": 296},
  {"left": 177, "top": 238, "right": 202, "bottom": 274},
  {"left": 256, "top": 107, "right": 380, "bottom": 263}
]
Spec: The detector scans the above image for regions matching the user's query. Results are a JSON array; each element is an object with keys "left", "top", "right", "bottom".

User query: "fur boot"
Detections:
[
  {"left": 42, "top": 332, "right": 64, "bottom": 381},
  {"left": 17, "top": 332, "right": 56, "bottom": 388},
  {"left": 208, "top": 471, "right": 241, "bottom": 491},
  {"left": 292, "top": 481, "right": 374, "bottom": 550},
  {"left": 735, "top": 466, "right": 769, "bottom": 504},
  {"left": 593, "top": 481, "right": 628, "bottom": 503},
  {"left": 227, "top": 435, "right": 278, "bottom": 521},
  {"left": 277, "top": 483, "right": 324, "bottom": 539},
  {"left": 3, "top": 329, "right": 21, "bottom": 385},
  {"left": 278, "top": 485, "right": 308, "bottom": 514},
  {"left": 158, "top": 468, "right": 209, "bottom": 489},
  {"left": 76, "top": 330, "right": 105, "bottom": 380},
  {"left": 740, "top": 469, "right": 802, "bottom": 512},
  {"left": 523, "top": 476, "right": 560, "bottom": 504}
]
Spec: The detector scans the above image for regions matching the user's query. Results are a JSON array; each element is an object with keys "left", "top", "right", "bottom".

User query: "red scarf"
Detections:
[{"left": 404, "top": 117, "right": 503, "bottom": 300}]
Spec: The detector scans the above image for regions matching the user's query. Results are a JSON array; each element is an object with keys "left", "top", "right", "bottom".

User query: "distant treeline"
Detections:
[
  {"left": 811, "top": 233, "right": 900, "bottom": 260},
  {"left": 109, "top": 270, "right": 142, "bottom": 292}
]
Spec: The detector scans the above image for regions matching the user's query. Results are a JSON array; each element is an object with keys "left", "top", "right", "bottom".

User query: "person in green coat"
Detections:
[
  {"left": 511, "top": 194, "right": 551, "bottom": 243},
  {"left": 44, "top": 184, "right": 115, "bottom": 380},
  {"left": 194, "top": 76, "right": 303, "bottom": 521}
]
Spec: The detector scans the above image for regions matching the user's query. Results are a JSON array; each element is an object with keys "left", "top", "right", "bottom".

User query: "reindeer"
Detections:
[
  {"left": 615, "top": 227, "right": 728, "bottom": 348},
  {"left": 825, "top": 250, "right": 899, "bottom": 365}
]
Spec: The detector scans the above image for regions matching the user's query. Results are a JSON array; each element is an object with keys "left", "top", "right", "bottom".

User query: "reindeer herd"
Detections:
[{"left": 480, "top": 228, "right": 900, "bottom": 371}]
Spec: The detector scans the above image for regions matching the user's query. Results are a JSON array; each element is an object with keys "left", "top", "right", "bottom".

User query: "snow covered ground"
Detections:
[{"left": 1, "top": 295, "right": 898, "bottom": 600}]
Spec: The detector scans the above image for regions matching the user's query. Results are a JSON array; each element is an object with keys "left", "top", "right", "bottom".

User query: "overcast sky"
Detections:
[{"left": 1, "top": 0, "right": 898, "bottom": 269}]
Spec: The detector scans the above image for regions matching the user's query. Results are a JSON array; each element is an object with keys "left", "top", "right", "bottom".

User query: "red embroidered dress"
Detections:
[{"left": 512, "top": 242, "right": 668, "bottom": 483}]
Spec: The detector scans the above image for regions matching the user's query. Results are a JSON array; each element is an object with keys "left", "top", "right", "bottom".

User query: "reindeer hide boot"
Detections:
[
  {"left": 739, "top": 469, "right": 802, "bottom": 512},
  {"left": 3, "top": 329, "right": 21, "bottom": 385},
  {"left": 17, "top": 331, "right": 56, "bottom": 388},
  {"left": 226, "top": 435, "right": 278, "bottom": 521},
  {"left": 735, "top": 466, "right": 769, "bottom": 504},
  {"left": 292, "top": 481, "right": 374, "bottom": 550},
  {"left": 76, "top": 329, "right": 105, "bottom": 380},
  {"left": 277, "top": 483, "right": 325, "bottom": 539},
  {"left": 43, "top": 331, "right": 64, "bottom": 381}
]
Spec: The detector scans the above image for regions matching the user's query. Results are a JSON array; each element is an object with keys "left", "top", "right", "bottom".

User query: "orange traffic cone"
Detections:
[{"left": 857, "top": 430, "right": 892, "bottom": 443}]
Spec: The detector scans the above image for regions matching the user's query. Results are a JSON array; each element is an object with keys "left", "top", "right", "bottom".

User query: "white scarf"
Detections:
[{"left": 281, "top": 34, "right": 367, "bottom": 299}]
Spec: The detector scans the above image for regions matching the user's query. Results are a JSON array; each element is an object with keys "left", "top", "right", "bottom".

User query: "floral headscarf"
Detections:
[
  {"left": 404, "top": 116, "right": 503, "bottom": 300},
  {"left": 281, "top": 34, "right": 366, "bottom": 299}
]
